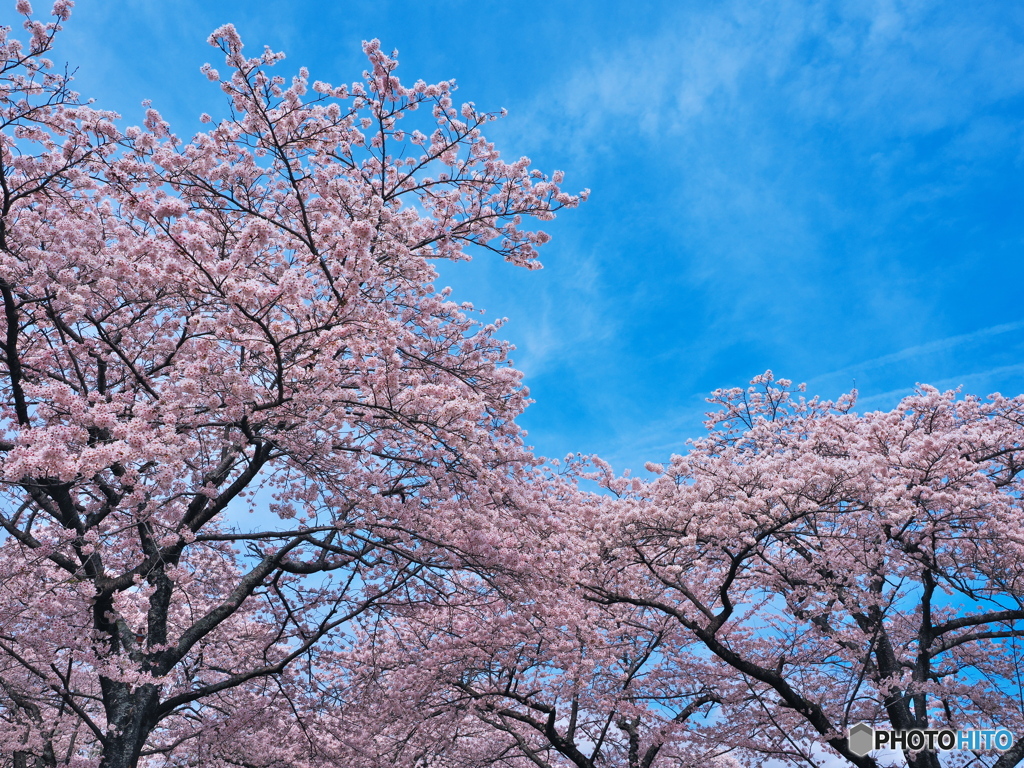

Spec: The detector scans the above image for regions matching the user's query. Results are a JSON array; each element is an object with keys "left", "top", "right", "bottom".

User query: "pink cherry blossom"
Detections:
[
  {"left": 0, "top": 8, "right": 582, "bottom": 768},
  {"left": 581, "top": 374, "right": 1024, "bottom": 768}
]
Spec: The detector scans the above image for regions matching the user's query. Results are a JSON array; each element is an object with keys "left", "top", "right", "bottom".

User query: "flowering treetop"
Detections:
[{"left": 0, "top": 4, "right": 584, "bottom": 767}]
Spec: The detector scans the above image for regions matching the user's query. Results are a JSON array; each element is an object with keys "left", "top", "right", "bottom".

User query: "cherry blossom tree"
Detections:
[
  {"left": 332, "top": 566, "right": 744, "bottom": 768},
  {"left": 0, "top": 3, "right": 585, "bottom": 767},
  {"left": 4, "top": 5, "right": 1024, "bottom": 768},
  {"left": 582, "top": 374, "right": 1024, "bottom": 768}
]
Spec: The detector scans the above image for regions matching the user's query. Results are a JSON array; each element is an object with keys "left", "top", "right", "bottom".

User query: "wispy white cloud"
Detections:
[
  {"left": 518, "top": 1, "right": 1024, "bottom": 152},
  {"left": 810, "top": 321, "right": 1024, "bottom": 384}
]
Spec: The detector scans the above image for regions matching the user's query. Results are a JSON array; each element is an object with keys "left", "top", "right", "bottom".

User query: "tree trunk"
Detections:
[{"left": 97, "top": 684, "right": 160, "bottom": 768}]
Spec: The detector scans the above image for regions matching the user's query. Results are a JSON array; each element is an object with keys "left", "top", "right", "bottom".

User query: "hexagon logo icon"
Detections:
[{"left": 848, "top": 722, "right": 875, "bottom": 756}]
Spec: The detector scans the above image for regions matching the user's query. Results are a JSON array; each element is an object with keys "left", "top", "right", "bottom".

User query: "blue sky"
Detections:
[{"left": 44, "top": 0, "right": 1024, "bottom": 472}]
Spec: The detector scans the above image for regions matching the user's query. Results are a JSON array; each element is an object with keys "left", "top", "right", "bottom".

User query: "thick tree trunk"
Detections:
[
  {"left": 97, "top": 684, "right": 160, "bottom": 768},
  {"left": 993, "top": 737, "right": 1024, "bottom": 768}
]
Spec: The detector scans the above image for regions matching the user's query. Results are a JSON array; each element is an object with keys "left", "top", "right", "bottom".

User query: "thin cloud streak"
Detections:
[{"left": 811, "top": 321, "right": 1024, "bottom": 384}]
